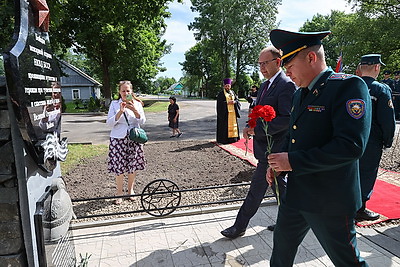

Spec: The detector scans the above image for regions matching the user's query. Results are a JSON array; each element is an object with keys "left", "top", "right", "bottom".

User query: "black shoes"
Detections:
[
  {"left": 356, "top": 209, "right": 380, "bottom": 221},
  {"left": 267, "top": 224, "right": 275, "bottom": 231},
  {"left": 221, "top": 226, "right": 246, "bottom": 239},
  {"left": 177, "top": 132, "right": 182, "bottom": 138}
]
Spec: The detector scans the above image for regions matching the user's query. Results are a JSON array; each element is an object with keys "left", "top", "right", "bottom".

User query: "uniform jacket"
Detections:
[
  {"left": 253, "top": 71, "right": 296, "bottom": 160},
  {"left": 284, "top": 69, "right": 372, "bottom": 215},
  {"left": 106, "top": 99, "right": 146, "bottom": 139},
  {"left": 362, "top": 77, "right": 395, "bottom": 148},
  {"left": 381, "top": 78, "right": 395, "bottom": 91}
]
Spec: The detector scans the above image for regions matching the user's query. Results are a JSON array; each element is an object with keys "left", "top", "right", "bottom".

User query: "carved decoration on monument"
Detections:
[
  {"left": 42, "top": 178, "right": 75, "bottom": 242},
  {"left": 4, "top": 0, "right": 68, "bottom": 172}
]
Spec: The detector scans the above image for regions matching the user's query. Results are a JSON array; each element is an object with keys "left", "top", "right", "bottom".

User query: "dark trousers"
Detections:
[
  {"left": 359, "top": 142, "right": 383, "bottom": 202},
  {"left": 233, "top": 160, "right": 286, "bottom": 230},
  {"left": 271, "top": 203, "right": 368, "bottom": 267}
]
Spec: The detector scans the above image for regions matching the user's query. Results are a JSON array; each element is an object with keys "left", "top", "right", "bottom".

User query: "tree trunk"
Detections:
[{"left": 101, "top": 58, "right": 111, "bottom": 107}]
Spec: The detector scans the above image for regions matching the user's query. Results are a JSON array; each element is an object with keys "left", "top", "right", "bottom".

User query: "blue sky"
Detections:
[{"left": 157, "top": 0, "right": 354, "bottom": 80}]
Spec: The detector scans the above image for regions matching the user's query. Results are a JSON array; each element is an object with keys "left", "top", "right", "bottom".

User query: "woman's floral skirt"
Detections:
[{"left": 108, "top": 136, "right": 146, "bottom": 175}]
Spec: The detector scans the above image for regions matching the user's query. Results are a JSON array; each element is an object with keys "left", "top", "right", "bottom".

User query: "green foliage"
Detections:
[
  {"left": 187, "top": 0, "right": 281, "bottom": 98},
  {"left": 65, "top": 101, "right": 88, "bottom": 113},
  {"left": 87, "top": 97, "right": 101, "bottom": 112},
  {"left": 300, "top": 9, "right": 400, "bottom": 74},
  {"left": 152, "top": 76, "right": 177, "bottom": 94},
  {"left": 47, "top": 0, "right": 177, "bottom": 102},
  {"left": 300, "top": 11, "right": 347, "bottom": 69},
  {"left": 0, "top": 0, "right": 15, "bottom": 53},
  {"left": 0, "top": 57, "right": 4, "bottom": 76},
  {"left": 77, "top": 253, "right": 92, "bottom": 267},
  {"left": 349, "top": 0, "right": 400, "bottom": 19},
  {"left": 143, "top": 101, "right": 170, "bottom": 113}
]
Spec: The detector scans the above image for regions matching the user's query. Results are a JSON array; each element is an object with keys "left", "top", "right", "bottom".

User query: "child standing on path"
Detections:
[{"left": 168, "top": 96, "right": 182, "bottom": 138}]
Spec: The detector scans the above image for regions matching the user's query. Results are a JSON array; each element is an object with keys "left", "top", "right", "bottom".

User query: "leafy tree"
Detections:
[
  {"left": 0, "top": 0, "right": 14, "bottom": 54},
  {"left": 300, "top": 10, "right": 400, "bottom": 74},
  {"left": 348, "top": 0, "right": 400, "bottom": 19},
  {"left": 181, "top": 40, "right": 219, "bottom": 97},
  {"left": 189, "top": 0, "right": 280, "bottom": 97},
  {"left": 48, "top": 0, "right": 178, "bottom": 104},
  {"left": 300, "top": 11, "right": 348, "bottom": 69},
  {"left": 250, "top": 71, "right": 262, "bottom": 88},
  {"left": 153, "top": 76, "right": 176, "bottom": 94}
]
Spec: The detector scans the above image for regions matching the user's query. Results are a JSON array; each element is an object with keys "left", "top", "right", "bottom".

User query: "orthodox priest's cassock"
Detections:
[{"left": 216, "top": 79, "right": 241, "bottom": 144}]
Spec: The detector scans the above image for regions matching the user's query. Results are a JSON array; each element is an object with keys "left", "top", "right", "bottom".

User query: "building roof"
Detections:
[
  {"left": 59, "top": 60, "right": 102, "bottom": 86},
  {"left": 167, "top": 82, "right": 183, "bottom": 91}
]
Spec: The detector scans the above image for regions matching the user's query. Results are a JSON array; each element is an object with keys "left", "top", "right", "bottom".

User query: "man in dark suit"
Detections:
[
  {"left": 267, "top": 29, "right": 371, "bottom": 266},
  {"left": 356, "top": 55, "right": 396, "bottom": 221},
  {"left": 221, "top": 46, "right": 296, "bottom": 239}
]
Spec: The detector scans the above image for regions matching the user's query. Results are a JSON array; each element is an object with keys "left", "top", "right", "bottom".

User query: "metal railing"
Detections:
[{"left": 71, "top": 179, "right": 276, "bottom": 219}]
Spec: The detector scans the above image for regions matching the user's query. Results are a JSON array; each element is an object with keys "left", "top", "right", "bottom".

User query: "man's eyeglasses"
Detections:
[{"left": 258, "top": 58, "right": 277, "bottom": 67}]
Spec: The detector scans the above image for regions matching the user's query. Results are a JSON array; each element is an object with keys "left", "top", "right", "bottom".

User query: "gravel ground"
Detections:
[
  {"left": 64, "top": 137, "right": 400, "bottom": 226},
  {"left": 63, "top": 140, "right": 271, "bottom": 223}
]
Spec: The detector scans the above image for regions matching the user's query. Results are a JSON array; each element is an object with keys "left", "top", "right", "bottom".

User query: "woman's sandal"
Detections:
[
  {"left": 129, "top": 191, "right": 135, "bottom": 201},
  {"left": 114, "top": 198, "right": 123, "bottom": 205}
]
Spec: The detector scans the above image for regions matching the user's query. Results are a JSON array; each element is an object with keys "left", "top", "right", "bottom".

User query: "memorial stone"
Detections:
[{"left": 2, "top": 0, "right": 75, "bottom": 266}]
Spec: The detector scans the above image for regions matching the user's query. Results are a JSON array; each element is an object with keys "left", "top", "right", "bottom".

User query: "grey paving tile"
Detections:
[
  {"left": 135, "top": 231, "right": 169, "bottom": 253},
  {"left": 100, "top": 236, "right": 136, "bottom": 258},
  {"left": 135, "top": 249, "right": 174, "bottom": 267},
  {"left": 100, "top": 254, "right": 136, "bottom": 266},
  {"left": 365, "top": 256, "right": 400, "bottom": 267},
  {"left": 74, "top": 240, "right": 103, "bottom": 265},
  {"left": 171, "top": 244, "right": 211, "bottom": 266},
  {"left": 166, "top": 230, "right": 199, "bottom": 250},
  {"left": 70, "top": 204, "right": 400, "bottom": 266}
]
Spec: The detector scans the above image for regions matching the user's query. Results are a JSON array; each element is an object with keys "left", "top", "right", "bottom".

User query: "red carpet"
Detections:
[
  {"left": 358, "top": 177, "right": 400, "bottom": 226},
  {"left": 219, "top": 138, "right": 400, "bottom": 226}
]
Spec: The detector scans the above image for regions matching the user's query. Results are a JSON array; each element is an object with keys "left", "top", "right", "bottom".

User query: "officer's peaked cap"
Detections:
[
  {"left": 360, "top": 54, "right": 385, "bottom": 66},
  {"left": 269, "top": 29, "right": 331, "bottom": 65}
]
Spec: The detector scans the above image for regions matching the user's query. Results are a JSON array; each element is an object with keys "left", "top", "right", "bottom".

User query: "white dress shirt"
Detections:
[{"left": 106, "top": 99, "right": 146, "bottom": 139}]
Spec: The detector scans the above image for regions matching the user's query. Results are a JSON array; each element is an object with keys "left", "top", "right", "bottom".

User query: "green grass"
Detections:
[
  {"left": 61, "top": 144, "right": 108, "bottom": 175},
  {"left": 65, "top": 102, "right": 89, "bottom": 113},
  {"left": 143, "top": 101, "right": 170, "bottom": 112}
]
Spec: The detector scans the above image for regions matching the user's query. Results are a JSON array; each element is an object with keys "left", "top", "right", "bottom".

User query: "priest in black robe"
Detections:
[{"left": 216, "top": 78, "right": 241, "bottom": 144}]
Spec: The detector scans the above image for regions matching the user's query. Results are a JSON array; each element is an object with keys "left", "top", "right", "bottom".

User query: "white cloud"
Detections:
[{"left": 277, "top": 0, "right": 353, "bottom": 31}]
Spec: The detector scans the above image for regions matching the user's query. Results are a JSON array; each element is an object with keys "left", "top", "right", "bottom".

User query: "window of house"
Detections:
[{"left": 72, "top": 89, "right": 80, "bottom": 99}]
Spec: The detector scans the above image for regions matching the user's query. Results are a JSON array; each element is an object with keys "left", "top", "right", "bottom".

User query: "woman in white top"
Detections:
[{"left": 106, "top": 80, "right": 146, "bottom": 204}]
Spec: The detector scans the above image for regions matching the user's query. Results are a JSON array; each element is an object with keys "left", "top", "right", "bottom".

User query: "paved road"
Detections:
[{"left": 61, "top": 99, "right": 250, "bottom": 145}]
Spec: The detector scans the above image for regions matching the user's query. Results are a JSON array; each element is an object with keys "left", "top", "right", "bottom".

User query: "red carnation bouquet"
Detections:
[{"left": 248, "top": 105, "right": 281, "bottom": 204}]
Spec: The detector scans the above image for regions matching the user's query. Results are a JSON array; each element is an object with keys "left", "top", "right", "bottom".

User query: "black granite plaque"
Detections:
[{"left": 3, "top": 0, "right": 67, "bottom": 171}]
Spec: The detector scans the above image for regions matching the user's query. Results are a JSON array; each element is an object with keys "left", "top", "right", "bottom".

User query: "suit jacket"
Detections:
[
  {"left": 284, "top": 69, "right": 372, "bottom": 215},
  {"left": 253, "top": 71, "right": 296, "bottom": 160}
]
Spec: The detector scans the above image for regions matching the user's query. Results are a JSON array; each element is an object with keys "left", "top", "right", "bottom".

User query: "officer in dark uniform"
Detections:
[
  {"left": 355, "top": 55, "right": 396, "bottom": 221},
  {"left": 393, "top": 70, "right": 400, "bottom": 120},
  {"left": 381, "top": 70, "right": 395, "bottom": 91},
  {"left": 266, "top": 29, "right": 371, "bottom": 267}
]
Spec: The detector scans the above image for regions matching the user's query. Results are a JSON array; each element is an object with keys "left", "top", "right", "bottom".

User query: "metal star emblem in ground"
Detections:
[{"left": 30, "top": 0, "right": 49, "bottom": 32}]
